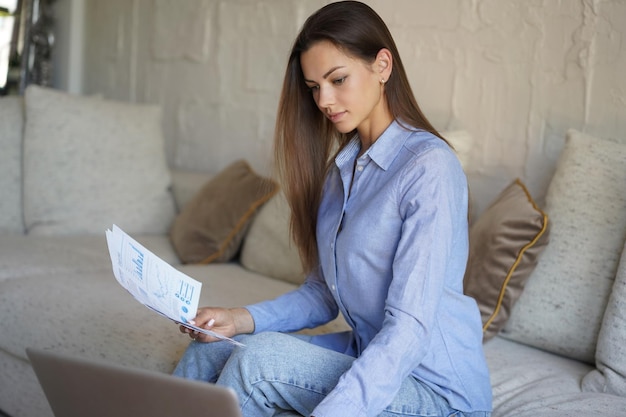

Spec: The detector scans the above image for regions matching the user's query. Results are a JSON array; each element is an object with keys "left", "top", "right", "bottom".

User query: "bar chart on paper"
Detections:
[{"left": 130, "top": 244, "right": 144, "bottom": 281}]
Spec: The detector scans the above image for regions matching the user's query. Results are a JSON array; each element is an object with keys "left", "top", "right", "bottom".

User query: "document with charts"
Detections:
[{"left": 105, "top": 225, "right": 243, "bottom": 346}]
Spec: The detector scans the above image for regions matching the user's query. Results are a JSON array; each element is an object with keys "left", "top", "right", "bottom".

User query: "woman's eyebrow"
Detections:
[{"left": 303, "top": 66, "right": 346, "bottom": 83}]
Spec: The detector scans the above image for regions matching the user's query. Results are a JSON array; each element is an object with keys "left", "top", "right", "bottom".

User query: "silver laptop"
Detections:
[{"left": 26, "top": 348, "right": 242, "bottom": 417}]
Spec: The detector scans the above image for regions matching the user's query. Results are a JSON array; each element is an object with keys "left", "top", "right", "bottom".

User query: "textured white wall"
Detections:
[{"left": 81, "top": 0, "right": 626, "bottom": 207}]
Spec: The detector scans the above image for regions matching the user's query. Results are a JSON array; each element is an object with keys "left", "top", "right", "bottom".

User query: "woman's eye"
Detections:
[
  {"left": 307, "top": 85, "right": 319, "bottom": 93},
  {"left": 333, "top": 76, "right": 347, "bottom": 85}
]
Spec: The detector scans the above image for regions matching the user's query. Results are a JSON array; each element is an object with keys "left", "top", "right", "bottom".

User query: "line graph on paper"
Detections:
[{"left": 149, "top": 263, "right": 168, "bottom": 300}]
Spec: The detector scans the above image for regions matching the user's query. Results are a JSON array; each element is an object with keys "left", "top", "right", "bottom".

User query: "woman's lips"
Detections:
[{"left": 327, "top": 111, "right": 346, "bottom": 123}]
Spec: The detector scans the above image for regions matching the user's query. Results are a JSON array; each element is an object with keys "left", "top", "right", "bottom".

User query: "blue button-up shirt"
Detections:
[{"left": 247, "top": 121, "right": 492, "bottom": 416}]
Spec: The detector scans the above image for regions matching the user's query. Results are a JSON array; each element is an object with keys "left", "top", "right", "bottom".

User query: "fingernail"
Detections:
[{"left": 207, "top": 319, "right": 215, "bottom": 327}]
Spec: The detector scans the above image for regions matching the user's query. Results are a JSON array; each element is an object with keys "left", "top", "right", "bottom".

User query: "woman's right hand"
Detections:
[{"left": 179, "top": 307, "right": 254, "bottom": 343}]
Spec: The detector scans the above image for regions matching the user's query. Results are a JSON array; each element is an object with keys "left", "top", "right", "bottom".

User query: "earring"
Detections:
[{"left": 380, "top": 78, "right": 385, "bottom": 84}]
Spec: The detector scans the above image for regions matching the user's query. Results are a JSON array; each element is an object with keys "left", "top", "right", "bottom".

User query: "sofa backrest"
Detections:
[
  {"left": 0, "top": 86, "right": 178, "bottom": 238},
  {"left": 22, "top": 86, "right": 177, "bottom": 236}
]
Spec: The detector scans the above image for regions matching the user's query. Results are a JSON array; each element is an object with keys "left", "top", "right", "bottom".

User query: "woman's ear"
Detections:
[{"left": 375, "top": 48, "right": 393, "bottom": 82}]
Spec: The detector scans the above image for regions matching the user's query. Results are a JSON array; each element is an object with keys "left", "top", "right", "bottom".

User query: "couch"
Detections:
[{"left": 1, "top": 86, "right": 625, "bottom": 417}]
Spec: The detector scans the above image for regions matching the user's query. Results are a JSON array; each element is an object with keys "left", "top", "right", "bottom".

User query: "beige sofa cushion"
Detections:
[
  {"left": 485, "top": 336, "right": 626, "bottom": 415},
  {"left": 170, "top": 160, "right": 278, "bottom": 264},
  {"left": 22, "top": 86, "right": 176, "bottom": 236},
  {"left": 240, "top": 192, "right": 305, "bottom": 284},
  {"left": 0, "top": 96, "right": 24, "bottom": 234},
  {"left": 582, "top": 241, "right": 626, "bottom": 396},
  {"left": 502, "top": 129, "right": 626, "bottom": 363},
  {"left": 464, "top": 179, "right": 549, "bottom": 342}
]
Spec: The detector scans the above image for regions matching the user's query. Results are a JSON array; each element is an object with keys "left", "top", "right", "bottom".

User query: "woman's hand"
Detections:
[{"left": 179, "top": 307, "right": 254, "bottom": 343}]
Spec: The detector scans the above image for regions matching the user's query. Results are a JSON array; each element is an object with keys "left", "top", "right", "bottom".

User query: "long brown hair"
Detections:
[{"left": 274, "top": 1, "right": 444, "bottom": 273}]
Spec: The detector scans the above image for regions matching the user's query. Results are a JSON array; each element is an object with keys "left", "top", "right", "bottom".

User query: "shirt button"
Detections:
[
  {"left": 356, "top": 165, "right": 364, "bottom": 172},
  {"left": 331, "top": 285, "right": 336, "bottom": 291}
]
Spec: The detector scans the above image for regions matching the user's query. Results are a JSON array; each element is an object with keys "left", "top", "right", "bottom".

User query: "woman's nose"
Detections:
[{"left": 316, "top": 85, "right": 334, "bottom": 109}]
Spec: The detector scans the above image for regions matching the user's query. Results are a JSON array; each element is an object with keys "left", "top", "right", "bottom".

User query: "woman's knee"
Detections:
[
  {"left": 231, "top": 332, "right": 292, "bottom": 360},
  {"left": 225, "top": 332, "right": 304, "bottom": 374}
]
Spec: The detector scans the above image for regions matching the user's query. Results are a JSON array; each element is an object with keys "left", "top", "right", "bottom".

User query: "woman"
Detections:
[{"left": 174, "top": 2, "right": 492, "bottom": 416}]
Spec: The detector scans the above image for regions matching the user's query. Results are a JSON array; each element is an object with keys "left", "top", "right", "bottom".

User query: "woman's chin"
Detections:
[{"left": 333, "top": 122, "right": 356, "bottom": 134}]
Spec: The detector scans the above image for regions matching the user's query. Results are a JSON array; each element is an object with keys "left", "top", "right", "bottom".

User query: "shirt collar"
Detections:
[
  {"left": 335, "top": 120, "right": 413, "bottom": 171},
  {"left": 367, "top": 120, "right": 413, "bottom": 170}
]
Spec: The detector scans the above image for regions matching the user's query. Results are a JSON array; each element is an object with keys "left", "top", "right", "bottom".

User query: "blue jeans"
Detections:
[{"left": 173, "top": 332, "right": 489, "bottom": 417}]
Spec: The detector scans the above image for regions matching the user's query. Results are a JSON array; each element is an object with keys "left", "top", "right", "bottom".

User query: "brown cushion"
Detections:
[
  {"left": 464, "top": 179, "right": 550, "bottom": 341},
  {"left": 170, "top": 160, "right": 278, "bottom": 264}
]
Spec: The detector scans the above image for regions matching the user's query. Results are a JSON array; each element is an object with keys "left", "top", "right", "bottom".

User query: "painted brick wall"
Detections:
[{"left": 82, "top": 0, "right": 626, "bottom": 207}]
